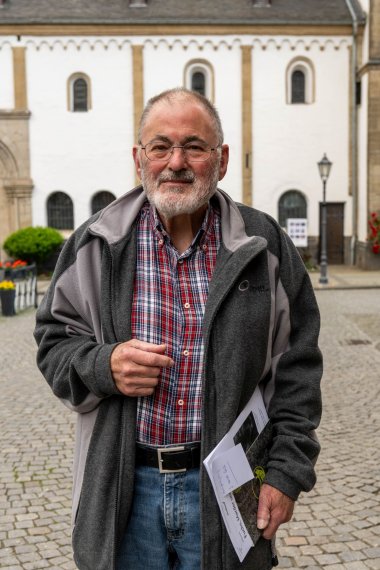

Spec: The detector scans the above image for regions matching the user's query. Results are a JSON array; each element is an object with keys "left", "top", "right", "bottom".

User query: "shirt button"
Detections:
[
  {"left": 183, "top": 349, "right": 190, "bottom": 357},
  {"left": 178, "top": 399, "right": 184, "bottom": 406},
  {"left": 158, "top": 239, "right": 164, "bottom": 246},
  {"left": 184, "top": 302, "right": 190, "bottom": 309},
  {"left": 178, "top": 259, "right": 184, "bottom": 264},
  {"left": 202, "top": 244, "right": 208, "bottom": 251}
]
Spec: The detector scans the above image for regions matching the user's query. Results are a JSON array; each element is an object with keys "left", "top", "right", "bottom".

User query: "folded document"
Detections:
[{"left": 203, "top": 386, "right": 272, "bottom": 562}]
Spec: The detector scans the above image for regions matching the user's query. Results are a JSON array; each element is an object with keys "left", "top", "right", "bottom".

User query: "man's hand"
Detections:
[
  {"left": 110, "top": 339, "right": 174, "bottom": 397},
  {"left": 257, "top": 483, "right": 295, "bottom": 539}
]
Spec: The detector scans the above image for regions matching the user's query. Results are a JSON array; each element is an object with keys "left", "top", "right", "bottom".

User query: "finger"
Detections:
[
  {"left": 114, "top": 375, "right": 159, "bottom": 397},
  {"left": 118, "top": 363, "right": 162, "bottom": 379},
  {"left": 257, "top": 491, "right": 270, "bottom": 531},
  {"left": 128, "top": 346, "right": 174, "bottom": 369},
  {"left": 261, "top": 519, "right": 278, "bottom": 540},
  {"left": 128, "top": 339, "right": 168, "bottom": 354}
]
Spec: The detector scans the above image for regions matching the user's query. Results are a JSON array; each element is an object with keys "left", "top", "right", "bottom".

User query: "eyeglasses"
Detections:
[{"left": 140, "top": 141, "right": 220, "bottom": 162}]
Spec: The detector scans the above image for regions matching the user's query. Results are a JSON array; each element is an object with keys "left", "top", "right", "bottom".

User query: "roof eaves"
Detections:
[{"left": 0, "top": 17, "right": 360, "bottom": 26}]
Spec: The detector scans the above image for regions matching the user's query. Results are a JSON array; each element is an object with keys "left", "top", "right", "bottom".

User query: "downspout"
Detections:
[{"left": 345, "top": 0, "right": 359, "bottom": 265}]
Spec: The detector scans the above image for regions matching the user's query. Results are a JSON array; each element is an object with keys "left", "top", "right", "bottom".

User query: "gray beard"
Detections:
[{"left": 141, "top": 166, "right": 220, "bottom": 219}]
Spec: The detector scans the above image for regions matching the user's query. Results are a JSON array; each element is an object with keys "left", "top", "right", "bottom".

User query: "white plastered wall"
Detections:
[
  {"left": 0, "top": 39, "right": 15, "bottom": 109},
  {"left": 251, "top": 37, "right": 352, "bottom": 238},
  {"left": 141, "top": 36, "right": 243, "bottom": 203},
  {"left": 26, "top": 37, "right": 135, "bottom": 228}
]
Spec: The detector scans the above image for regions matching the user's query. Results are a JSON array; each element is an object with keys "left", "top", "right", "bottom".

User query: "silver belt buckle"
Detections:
[{"left": 157, "top": 446, "right": 186, "bottom": 474}]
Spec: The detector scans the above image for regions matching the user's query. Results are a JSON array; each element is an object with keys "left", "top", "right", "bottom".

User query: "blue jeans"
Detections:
[{"left": 116, "top": 465, "right": 201, "bottom": 570}]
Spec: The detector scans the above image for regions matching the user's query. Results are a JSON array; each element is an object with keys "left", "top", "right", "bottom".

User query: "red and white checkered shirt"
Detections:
[{"left": 132, "top": 201, "right": 221, "bottom": 445}]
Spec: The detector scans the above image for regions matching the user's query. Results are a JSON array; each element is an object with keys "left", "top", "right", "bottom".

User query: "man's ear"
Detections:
[
  {"left": 218, "top": 144, "right": 229, "bottom": 181},
  {"left": 133, "top": 146, "right": 142, "bottom": 179}
]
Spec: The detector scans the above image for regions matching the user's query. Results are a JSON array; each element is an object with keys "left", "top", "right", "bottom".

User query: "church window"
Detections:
[
  {"left": 184, "top": 60, "right": 214, "bottom": 101},
  {"left": 47, "top": 191, "right": 74, "bottom": 230},
  {"left": 278, "top": 190, "right": 307, "bottom": 228},
  {"left": 68, "top": 73, "right": 92, "bottom": 112},
  {"left": 191, "top": 71, "right": 206, "bottom": 96},
  {"left": 291, "top": 70, "right": 306, "bottom": 103},
  {"left": 286, "top": 59, "right": 314, "bottom": 105},
  {"left": 91, "top": 191, "right": 116, "bottom": 215}
]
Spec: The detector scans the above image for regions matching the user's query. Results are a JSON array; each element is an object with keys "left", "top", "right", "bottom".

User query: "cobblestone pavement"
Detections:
[{"left": 1, "top": 289, "right": 380, "bottom": 569}]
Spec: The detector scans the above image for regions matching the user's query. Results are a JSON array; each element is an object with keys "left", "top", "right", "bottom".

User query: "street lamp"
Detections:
[{"left": 317, "top": 154, "right": 332, "bottom": 284}]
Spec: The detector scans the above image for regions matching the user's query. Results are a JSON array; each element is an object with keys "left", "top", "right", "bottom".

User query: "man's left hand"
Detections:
[{"left": 256, "top": 483, "right": 295, "bottom": 539}]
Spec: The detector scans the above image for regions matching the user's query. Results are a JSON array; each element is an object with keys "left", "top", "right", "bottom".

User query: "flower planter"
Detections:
[{"left": 0, "top": 289, "right": 16, "bottom": 316}]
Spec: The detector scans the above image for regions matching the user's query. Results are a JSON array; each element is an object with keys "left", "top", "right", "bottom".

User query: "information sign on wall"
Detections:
[{"left": 286, "top": 218, "right": 308, "bottom": 247}]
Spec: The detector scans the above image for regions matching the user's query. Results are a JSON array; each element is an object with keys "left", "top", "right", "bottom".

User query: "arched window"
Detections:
[
  {"left": 278, "top": 190, "right": 307, "bottom": 228},
  {"left": 286, "top": 58, "right": 315, "bottom": 105},
  {"left": 184, "top": 60, "right": 214, "bottom": 101},
  {"left": 91, "top": 191, "right": 116, "bottom": 215},
  {"left": 291, "top": 70, "right": 306, "bottom": 103},
  {"left": 191, "top": 71, "right": 206, "bottom": 96},
  {"left": 47, "top": 191, "right": 74, "bottom": 230},
  {"left": 73, "top": 78, "right": 88, "bottom": 111},
  {"left": 68, "top": 73, "right": 92, "bottom": 112}
]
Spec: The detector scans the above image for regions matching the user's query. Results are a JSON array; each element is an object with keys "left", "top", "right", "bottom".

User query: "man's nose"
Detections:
[{"left": 167, "top": 147, "right": 189, "bottom": 170}]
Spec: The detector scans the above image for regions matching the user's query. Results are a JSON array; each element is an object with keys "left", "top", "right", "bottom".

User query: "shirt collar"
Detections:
[{"left": 147, "top": 202, "right": 216, "bottom": 251}]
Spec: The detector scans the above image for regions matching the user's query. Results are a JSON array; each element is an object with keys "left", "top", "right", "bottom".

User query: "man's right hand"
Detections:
[{"left": 110, "top": 339, "right": 174, "bottom": 397}]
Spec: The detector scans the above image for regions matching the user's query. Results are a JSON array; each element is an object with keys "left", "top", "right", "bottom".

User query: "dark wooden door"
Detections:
[{"left": 319, "top": 202, "right": 345, "bottom": 264}]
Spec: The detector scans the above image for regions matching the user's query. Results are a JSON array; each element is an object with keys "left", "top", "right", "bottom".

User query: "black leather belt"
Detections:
[{"left": 136, "top": 443, "right": 201, "bottom": 473}]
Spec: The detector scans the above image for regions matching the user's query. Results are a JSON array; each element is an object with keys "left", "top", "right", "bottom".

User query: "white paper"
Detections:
[
  {"left": 212, "top": 443, "right": 254, "bottom": 496},
  {"left": 204, "top": 385, "right": 269, "bottom": 562}
]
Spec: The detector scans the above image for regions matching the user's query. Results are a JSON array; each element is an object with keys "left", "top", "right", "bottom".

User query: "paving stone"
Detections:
[
  {"left": 314, "top": 553, "right": 341, "bottom": 565},
  {"left": 1, "top": 291, "right": 380, "bottom": 569}
]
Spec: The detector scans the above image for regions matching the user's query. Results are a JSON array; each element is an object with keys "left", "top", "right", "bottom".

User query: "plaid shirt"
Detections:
[{"left": 132, "top": 201, "right": 221, "bottom": 445}]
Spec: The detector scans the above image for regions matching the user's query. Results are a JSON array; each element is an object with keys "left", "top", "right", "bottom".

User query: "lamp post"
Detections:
[{"left": 317, "top": 154, "right": 332, "bottom": 284}]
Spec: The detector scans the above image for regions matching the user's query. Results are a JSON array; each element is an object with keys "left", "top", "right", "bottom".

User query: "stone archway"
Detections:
[
  {"left": 0, "top": 111, "right": 33, "bottom": 258},
  {"left": 0, "top": 137, "right": 33, "bottom": 255}
]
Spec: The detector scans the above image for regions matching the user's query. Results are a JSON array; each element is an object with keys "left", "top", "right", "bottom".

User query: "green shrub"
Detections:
[{"left": 3, "top": 226, "right": 64, "bottom": 267}]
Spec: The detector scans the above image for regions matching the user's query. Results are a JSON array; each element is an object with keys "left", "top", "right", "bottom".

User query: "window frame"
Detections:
[
  {"left": 91, "top": 190, "right": 117, "bottom": 215},
  {"left": 47, "top": 191, "right": 74, "bottom": 230},
  {"left": 67, "top": 72, "right": 92, "bottom": 112},
  {"left": 286, "top": 58, "right": 315, "bottom": 105},
  {"left": 184, "top": 59, "right": 214, "bottom": 101},
  {"left": 278, "top": 190, "right": 307, "bottom": 229}
]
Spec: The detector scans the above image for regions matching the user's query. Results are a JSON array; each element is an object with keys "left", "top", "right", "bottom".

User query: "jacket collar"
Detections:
[{"left": 89, "top": 185, "right": 263, "bottom": 253}]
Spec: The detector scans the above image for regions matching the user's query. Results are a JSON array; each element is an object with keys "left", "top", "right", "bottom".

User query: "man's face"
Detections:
[{"left": 133, "top": 98, "right": 229, "bottom": 219}]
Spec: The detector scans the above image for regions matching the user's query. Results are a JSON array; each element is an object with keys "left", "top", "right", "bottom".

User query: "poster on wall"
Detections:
[{"left": 286, "top": 218, "right": 308, "bottom": 247}]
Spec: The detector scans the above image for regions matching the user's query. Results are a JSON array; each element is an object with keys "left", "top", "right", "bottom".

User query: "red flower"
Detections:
[
  {"left": 0, "top": 259, "right": 28, "bottom": 269},
  {"left": 368, "top": 212, "right": 380, "bottom": 254}
]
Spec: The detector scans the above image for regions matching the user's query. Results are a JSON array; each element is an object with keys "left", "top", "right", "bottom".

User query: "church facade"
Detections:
[{"left": 0, "top": 0, "right": 379, "bottom": 268}]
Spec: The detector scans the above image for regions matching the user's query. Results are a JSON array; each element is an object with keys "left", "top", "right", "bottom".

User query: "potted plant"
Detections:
[
  {"left": 0, "top": 259, "right": 28, "bottom": 280},
  {"left": 0, "top": 280, "right": 16, "bottom": 316},
  {"left": 368, "top": 212, "right": 380, "bottom": 254}
]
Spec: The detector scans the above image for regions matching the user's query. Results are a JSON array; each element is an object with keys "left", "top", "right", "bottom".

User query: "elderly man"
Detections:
[{"left": 34, "top": 88, "right": 322, "bottom": 570}]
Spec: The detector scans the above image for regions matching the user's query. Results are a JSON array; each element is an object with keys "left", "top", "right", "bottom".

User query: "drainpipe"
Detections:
[{"left": 345, "top": 0, "right": 359, "bottom": 265}]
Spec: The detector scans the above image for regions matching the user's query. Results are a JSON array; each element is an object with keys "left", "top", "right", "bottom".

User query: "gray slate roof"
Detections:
[{"left": 0, "top": 0, "right": 366, "bottom": 26}]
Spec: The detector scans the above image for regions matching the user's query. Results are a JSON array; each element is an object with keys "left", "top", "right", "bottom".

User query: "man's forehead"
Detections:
[{"left": 145, "top": 97, "right": 211, "bottom": 124}]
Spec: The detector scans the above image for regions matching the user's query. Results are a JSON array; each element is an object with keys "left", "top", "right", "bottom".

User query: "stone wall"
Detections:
[{"left": 0, "top": 111, "right": 33, "bottom": 253}]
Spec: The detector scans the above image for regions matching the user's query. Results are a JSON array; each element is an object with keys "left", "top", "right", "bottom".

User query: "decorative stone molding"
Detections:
[
  {"left": 252, "top": 37, "right": 351, "bottom": 51},
  {"left": 15, "top": 35, "right": 353, "bottom": 53},
  {"left": 0, "top": 110, "right": 31, "bottom": 120},
  {"left": 4, "top": 177, "right": 33, "bottom": 199},
  {"left": 24, "top": 38, "right": 132, "bottom": 51}
]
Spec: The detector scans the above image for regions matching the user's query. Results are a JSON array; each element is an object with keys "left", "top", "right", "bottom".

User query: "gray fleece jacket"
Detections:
[{"left": 34, "top": 186, "right": 322, "bottom": 570}]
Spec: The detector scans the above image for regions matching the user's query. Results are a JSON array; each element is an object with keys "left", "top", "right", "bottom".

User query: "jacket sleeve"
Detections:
[
  {"left": 34, "top": 235, "right": 121, "bottom": 413},
  {"left": 264, "top": 228, "right": 323, "bottom": 501}
]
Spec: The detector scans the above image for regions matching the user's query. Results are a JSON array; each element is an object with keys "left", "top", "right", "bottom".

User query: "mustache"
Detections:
[{"left": 158, "top": 171, "right": 195, "bottom": 184}]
